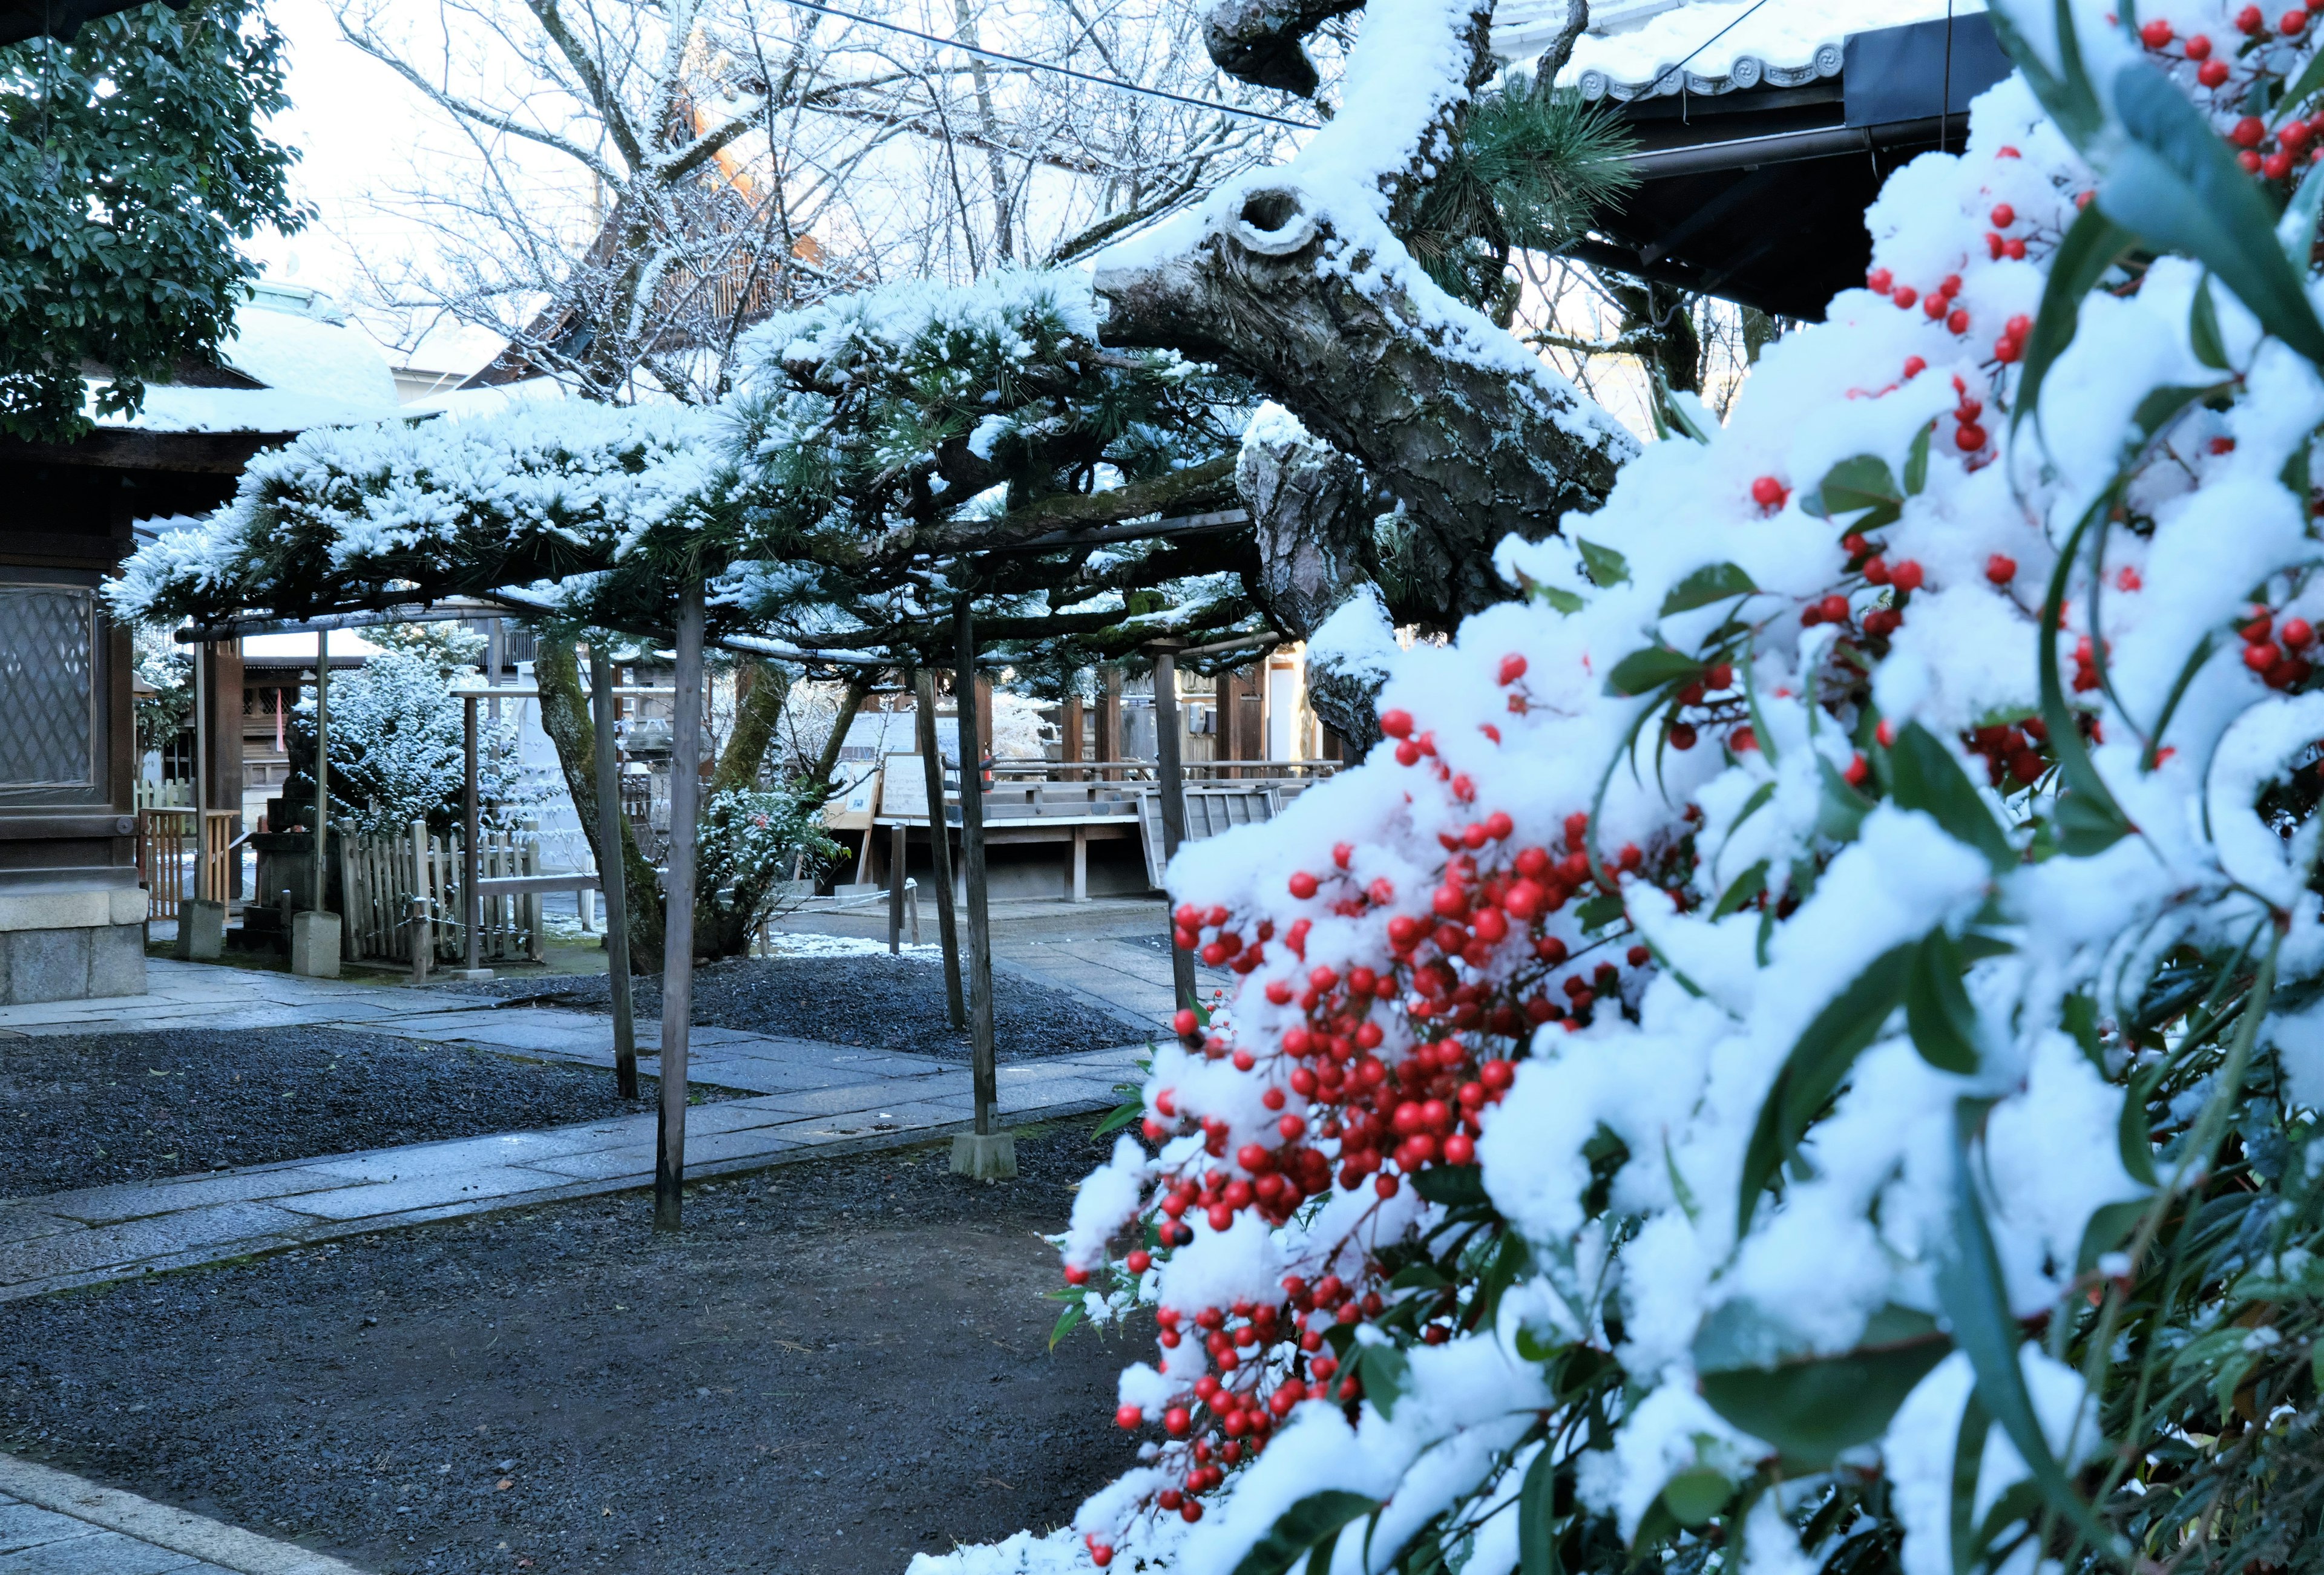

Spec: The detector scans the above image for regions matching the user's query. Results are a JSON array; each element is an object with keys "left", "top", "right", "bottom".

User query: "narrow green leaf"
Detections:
[
  {"left": 1575, "top": 537, "right": 1629, "bottom": 588},
  {"left": 2101, "top": 64, "right": 2324, "bottom": 366},
  {"left": 1660, "top": 1469, "right": 1730, "bottom": 1527},
  {"left": 1517, "top": 1449, "right": 1560, "bottom": 1575},
  {"left": 1048, "top": 1300, "right": 1084, "bottom": 1351},
  {"left": 1903, "top": 422, "right": 1933, "bottom": 496},
  {"left": 1574, "top": 893, "right": 1623, "bottom": 932},
  {"left": 1660, "top": 562, "right": 1758, "bottom": 616},
  {"left": 1232, "top": 1491, "right": 1382, "bottom": 1575},
  {"left": 1738, "top": 943, "right": 1914, "bottom": 1232},
  {"left": 2119, "top": 1061, "right": 2161, "bottom": 1187},
  {"left": 1697, "top": 1305, "right": 1951, "bottom": 1467},
  {"left": 2276, "top": 35, "right": 2324, "bottom": 121},
  {"left": 1603, "top": 646, "right": 1700, "bottom": 698},
  {"left": 1983, "top": 0, "right": 2104, "bottom": 149},
  {"left": 2061, "top": 992, "right": 2106, "bottom": 1072},
  {"left": 1904, "top": 928, "right": 1983, "bottom": 1075},
  {"left": 1887, "top": 722, "right": 2014, "bottom": 873},
  {"left": 1358, "top": 1343, "right": 1411, "bottom": 1420},
  {"left": 2074, "top": 1196, "right": 2150, "bottom": 1277},
  {"left": 2012, "top": 201, "right": 2133, "bottom": 437},
  {"left": 2189, "top": 275, "right": 2229, "bottom": 371},
  {"left": 1948, "top": 1396, "right": 1992, "bottom": 1575},
  {"left": 1094, "top": 1096, "right": 1144, "bottom": 1138},
  {"left": 1816, "top": 753, "right": 1874, "bottom": 844},
  {"left": 1537, "top": 584, "right": 1586, "bottom": 615},
  {"left": 1712, "top": 860, "right": 1769, "bottom": 920},
  {"left": 1934, "top": 1102, "right": 2125, "bottom": 1561}
]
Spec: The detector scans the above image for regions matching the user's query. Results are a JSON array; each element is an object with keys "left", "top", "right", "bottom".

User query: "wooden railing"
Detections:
[
  {"left": 337, "top": 819, "right": 545, "bottom": 964},
  {"left": 137, "top": 808, "right": 240, "bottom": 919}
]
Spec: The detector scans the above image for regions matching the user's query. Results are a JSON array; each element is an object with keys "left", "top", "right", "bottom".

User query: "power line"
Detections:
[
  {"left": 1638, "top": 0, "right": 1775, "bottom": 99},
  {"left": 764, "top": 0, "right": 1318, "bottom": 128}
]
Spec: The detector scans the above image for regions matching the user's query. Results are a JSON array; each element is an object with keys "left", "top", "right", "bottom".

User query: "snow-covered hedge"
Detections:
[{"left": 946, "top": 4, "right": 2324, "bottom": 1572}]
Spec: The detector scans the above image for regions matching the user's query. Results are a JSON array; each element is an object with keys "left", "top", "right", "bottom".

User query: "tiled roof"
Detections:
[{"left": 1492, "top": 0, "right": 1981, "bottom": 100}]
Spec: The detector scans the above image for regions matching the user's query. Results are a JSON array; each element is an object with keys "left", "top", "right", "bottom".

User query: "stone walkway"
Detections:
[
  {"left": 0, "top": 958, "right": 1144, "bottom": 1303},
  {"left": 0, "top": 1452, "right": 363, "bottom": 1574}
]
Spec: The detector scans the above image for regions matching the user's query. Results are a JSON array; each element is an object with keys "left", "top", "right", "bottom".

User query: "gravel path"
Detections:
[
  {"left": 452, "top": 954, "right": 1140, "bottom": 1060},
  {"left": 0, "top": 1127, "right": 1141, "bottom": 1574},
  {"left": 0, "top": 1029, "right": 695, "bottom": 1199}
]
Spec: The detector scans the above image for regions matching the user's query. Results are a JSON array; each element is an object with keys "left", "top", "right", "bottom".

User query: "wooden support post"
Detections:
[
  {"left": 1070, "top": 824, "right": 1088, "bottom": 904},
  {"left": 905, "top": 881, "right": 922, "bottom": 946},
  {"left": 590, "top": 647, "right": 638, "bottom": 1101},
  {"left": 974, "top": 673, "right": 994, "bottom": 778},
  {"left": 1149, "top": 641, "right": 1196, "bottom": 1012},
  {"left": 888, "top": 822, "right": 907, "bottom": 954},
  {"left": 954, "top": 601, "right": 999, "bottom": 1142},
  {"left": 409, "top": 897, "right": 430, "bottom": 984},
  {"left": 655, "top": 586, "right": 705, "bottom": 1231},
  {"left": 313, "top": 630, "right": 329, "bottom": 910},
  {"left": 1098, "top": 665, "right": 1123, "bottom": 781},
  {"left": 1062, "top": 693, "right": 1085, "bottom": 781},
  {"left": 914, "top": 667, "right": 967, "bottom": 1029},
  {"left": 463, "top": 696, "right": 482, "bottom": 973}
]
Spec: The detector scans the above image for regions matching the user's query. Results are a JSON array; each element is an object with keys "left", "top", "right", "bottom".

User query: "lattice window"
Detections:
[{"left": 0, "top": 586, "right": 96, "bottom": 788}]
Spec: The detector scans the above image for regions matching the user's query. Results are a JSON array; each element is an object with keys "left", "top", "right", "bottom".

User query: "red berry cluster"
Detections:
[
  {"left": 1866, "top": 267, "right": 1979, "bottom": 338},
  {"left": 1970, "top": 716, "right": 2050, "bottom": 788},
  {"left": 2143, "top": 10, "right": 2324, "bottom": 174},
  {"left": 1664, "top": 660, "right": 1738, "bottom": 751},
  {"left": 1982, "top": 202, "right": 2030, "bottom": 263},
  {"left": 2240, "top": 606, "right": 2317, "bottom": 689}
]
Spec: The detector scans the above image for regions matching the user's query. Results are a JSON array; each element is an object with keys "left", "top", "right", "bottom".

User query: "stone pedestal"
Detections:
[
  {"left": 290, "top": 911, "right": 341, "bottom": 978},
  {"left": 950, "top": 1131, "right": 1018, "bottom": 1180},
  {"left": 0, "top": 889, "right": 148, "bottom": 1003},
  {"left": 176, "top": 900, "right": 226, "bottom": 961}
]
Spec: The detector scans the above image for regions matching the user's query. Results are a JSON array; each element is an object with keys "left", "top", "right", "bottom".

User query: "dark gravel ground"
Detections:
[
  {"left": 0, "top": 1126, "right": 1144, "bottom": 1575},
  {"left": 450, "top": 954, "right": 1140, "bottom": 1061},
  {"left": 0, "top": 1029, "right": 705, "bottom": 1199}
]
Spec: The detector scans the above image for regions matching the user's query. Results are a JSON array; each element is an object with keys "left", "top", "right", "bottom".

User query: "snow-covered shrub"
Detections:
[
  {"left": 693, "top": 783, "right": 843, "bottom": 949},
  {"left": 286, "top": 648, "right": 531, "bottom": 836},
  {"left": 958, "top": 5, "right": 2324, "bottom": 1573}
]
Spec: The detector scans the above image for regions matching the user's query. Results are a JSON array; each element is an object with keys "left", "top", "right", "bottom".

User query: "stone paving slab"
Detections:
[{"left": 0, "top": 1455, "right": 367, "bottom": 1575}]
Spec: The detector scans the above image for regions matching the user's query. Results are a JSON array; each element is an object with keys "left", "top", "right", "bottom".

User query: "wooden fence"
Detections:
[
  {"left": 337, "top": 819, "right": 544, "bottom": 964},
  {"left": 138, "top": 808, "right": 239, "bottom": 919}
]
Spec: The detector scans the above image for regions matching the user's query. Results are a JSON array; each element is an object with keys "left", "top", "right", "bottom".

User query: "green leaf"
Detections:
[
  {"left": 1094, "top": 1096, "right": 1144, "bottom": 1138},
  {"left": 1232, "top": 1491, "right": 1381, "bottom": 1575},
  {"left": 1815, "top": 753, "right": 1874, "bottom": 844},
  {"left": 1603, "top": 646, "right": 1701, "bottom": 698},
  {"left": 1537, "top": 584, "right": 1586, "bottom": 615},
  {"left": 1903, "top": 928, "right": 1984, "bottom": 1075},
  {"left": 1739, "top": 942, "right": 1915, "bottom": 1232},
  {"left": 1983, "top": 0, "right": 2103, "bottom": 149},
  {"left": 1903, "top": 422, "right": 1933, "bottom": 496},
  {"left": 2053, "top": 789, "right": 2133, "bottom": 857},
  {"left": 2012, "top": 201, "right": 2134, "bottom": 438},
  {"left": 1697, "top": 1305, "right": 1951, "bottom": 1467},
  {"left": 1659, "top": 1469, "right": 1730, "bottom": 1528},
  {"left": 1410, "top": 1165, "right": 1488, "bottom": 1208},
  {"left": 2061, "top": 992, "right": 2106, "bottom": 1072},
  {"left": 2276, "top": 34, "right": 2324, "bottom": 122},
  {"left": 2119, "top": 1061, "right": 2161, "bottom": 1187},
  {"left": 1574, "top": 893, "right": 1624, "bottom": 932},
  {"left": 1799, "top": 455, "right": 1904, "bottom": 529},
  {"left": 1048, "top": 1299, "right": 1084, "bottom": 1351},
  {"left": 1357, "top": 1342, "right": 1412, "bottom": 1420},
  {"left": 2075, "top": 1196, "right": 2150, "bottom": 1277},
  {"left": 1517, "top": 1448, "right": 1560, "bottom": 1575},
  {"left": 1712, "top": 860, "right": 1769, "bottom": 920},
  {"left": 1659, "top": 562, "right": 1758, "bottom": 616},
  {"left": 2190, "top": 274, "right": 2229, "bottom": 370},
  {"left": 1575, "top": 537, "right": 1630, "bottom": 588},
  {"left": 1887, "top": 722, "right": 2013, "bottom": 873},
  {"left": 1934, "top": 1101, "right": 2125, "bottom": 1560},
  {"left": 2101, "top": 64, "right": 2324, "bottom": 367}
]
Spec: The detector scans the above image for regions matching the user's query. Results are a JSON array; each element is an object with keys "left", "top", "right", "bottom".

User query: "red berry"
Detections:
[
  {"left": 2240, "top": 149, "right": 2265, "bottom": 173},
  {"left": 2004, "top": 237, "right": 2027, "bottom": 260},
  {"left": 1986, "top": 554, "right": 2017, "bottom": 584},
  {"left": 2239, "top": 5, "right": 2265, "bottom": 32},
  {"left": 2284, "top": 617, "right": 2316, "bottom": 649},
  {"left": 1956, "top": 422, "right": 1989, "bottom": 451},
  {"left": 1890, "top": 560, "right": 1925, "bottom": 592},
  {"left": 1923, "top": 292, "right": 1950, "bottom": 321},
  {"left": 1498, "top": 653, "right": 1528, "bottom": 685},
  {"left": 2247, "top": 641, "right": 2283, "bottom": 671},
  {"left": 1843, "top": 751, "right": 1870, "bottom": 787},
  {"left": 2185, "top": 31, "right": 2213, "bottom": 56},
  {"left": 1902, "top": 355, "right": 1926, "bottom": 379},
  {"left": 1173, "top": 1009, "right": 1198, "bottom": 1036},
  {"left": 2139, "top": 17, "right": 2173, "bottom": 45},
  {"left": 1668, "top": 721, "right": 1698, "bottom": 751},
  {"left": 1092, "top": 1545, "right": 1114, "bottom": 1567},
  {"left": 1278, "top": 1113, "right": 1306, "bottom": 1140},
  {"left": 1750, "top": 474, "right": 1788, "bottom": 507},
  {"left": 1863, "top": 555, "right": 1891, "bottom": 586},
  {"left": 1065, "top": 1265, "right": 1090, "bottom": 1285},
  {"left": 1443, "top": 1133, "right": 1475, "bottom": 1165},
  {"left": 2006, "top": 313, "right": 2032, "bottom": 338},
  {"left": 1163, "top": 1407, "right": 1190, "bottom": 1436},
  {"left": 1380, "top": 709, "right": 1413, "bottom": 739},
  {"left": 1817, "top": 593, "right": 1851, "bottom": 624},
  {"left": 2283, "top": 9, "right": 2307, "bottom": 33},
  {"left": 2266, "top": 151, "right": 2295, "bottom": 179},
  {"left": 1116, "top": 1403, "right": 1144, "bottom": 1430},
  {"left": 1946, "top": 308, "right": 1971, "bottom": 335},
  {"left": 1730, "top": 725, "right": 1758, "bottom": 753},
  {"left": 2234, "top": 116, "right": 2267, "bottom": 147},
  {"left": 1287, "top": 871, "right": 1318, "bottom": 899},
  {"left": 1892, "top": 284, "right": 1918, "bottom": 309},
  {"left": 1867, "top": 267, "right": 1893, "bottom": 293},
  {"left": 2199, "top": 57, "right": 2231, "bottom": 86}
]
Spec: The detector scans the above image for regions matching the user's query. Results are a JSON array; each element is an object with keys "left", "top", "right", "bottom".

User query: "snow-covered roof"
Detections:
[
  {"left": 240, "top": 630, "right": 392, "bottom": 663},
  {"left": 1496, "top": 0, "right": 1983, "bottom": 100},
  {"left": 91, "top": 287, "right": 404, "bottom": 435},
  {"left": 400, "top": 376, "right": 570, "bottom": 419}
]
